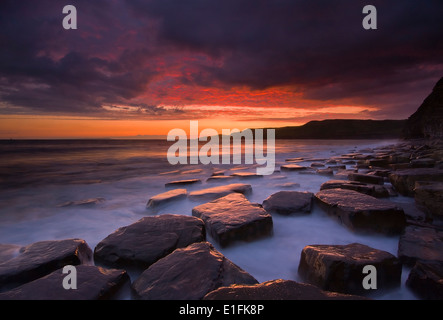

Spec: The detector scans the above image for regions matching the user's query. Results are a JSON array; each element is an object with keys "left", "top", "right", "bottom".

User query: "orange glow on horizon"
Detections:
[{"left": 0, "top": 115, "right": 304, "bottom": 139}]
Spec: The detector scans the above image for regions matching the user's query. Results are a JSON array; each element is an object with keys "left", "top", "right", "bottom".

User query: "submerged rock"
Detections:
[
  {"left": 146, "top": 188, "right": 187, "bottom": 210},
  {"left": 315, "top": 189, "right": 406, "bottom": 234},
  {"left": 57, "top": 197, "right": 105, "bottom": 207},
  {"left": 188, "top": 183, "right": 252, "bottom": 201},
  {"left": 131, "top": 242, "right": 258, "bottom": 300},
  {"left": 0, "top": 265, "right": 129, "bottom": 300},
  {"left": 192, "top": 193, "right": 273, "bottom": 247},
  {"left": 0, "top": 239, "right": 93, "bottom": 292},
  {"left": 94, "top": 214, "right": 205, "bottom": 269},
  {"left": 298, "top": 243, "right": 402, "bottom": 295},
  {"left": 262, "top": 191, "right": 313, "bottom": 215},
  {"left": 203, "top": 279, "right": 368, "bottom": 300}
]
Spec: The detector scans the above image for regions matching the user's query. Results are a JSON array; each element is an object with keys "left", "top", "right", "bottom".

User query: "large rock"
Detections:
[
  {"left": 188, "top": 183, "right": 252, "bottom": 201},
  {"left": 404, "top": 76, "right": 443, "bottom": 139},
  {"left": 131, "top": 242, "right": 258, "bottom": 300},
  {"left": 320, "top": 180, "right": 390, "bottom": 198},
  {"left": 406, "top": 260, "right": 443, "bottom": 300},
  {"left": 262, "top": 191, "right": 313, "bottom": 215},
  {"left": 397, "top": 225, "right": 443, "bottom": 266},
  {"left": 348, "top": 173, "right": 384, "bottom": 185},
  {"left": 192, "top": 193, "right": 273, "bottom": 247},
  {"left": 0, "top": 265, "right": 129, "bottom": 300},
  {"left": 94, "top": 214, "right": 205, "bottom": 269},
  {"left": 414, "top": 181, "right": 443, "bottom": 222},
  {"left": 388, "top": 168, "right": 443, "bottom": 196},
  {"left": 203, "top": 279, "right": 368, "bottom": 300},
  {"left": 298, "top": 243, "right": 402, "bottom": 295},
  {"left": 146, "top": 188, "right": 187, "bottom": 210},
  {"left": 0, "top": 239, "right": 92, "bottom": 292},
  {"left": 315, "top": 189, "right": 406, "bottom": 234}
]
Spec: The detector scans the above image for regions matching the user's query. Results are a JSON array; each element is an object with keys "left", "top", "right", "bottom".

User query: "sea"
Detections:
[{"left": 0, "top": 139, "right": 417, "bottom": 299}]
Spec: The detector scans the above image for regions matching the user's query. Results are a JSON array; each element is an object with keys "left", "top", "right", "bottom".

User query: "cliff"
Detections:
[
  {"left": 274, "top": 119, "right": 406, "bottom": 139},
  {"left": 404, "top": 77, "right": 443, "bottom": 139}
]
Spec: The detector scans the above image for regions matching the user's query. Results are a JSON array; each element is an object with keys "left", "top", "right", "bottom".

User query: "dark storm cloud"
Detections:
[
  {"left": 0, "top": 0, "right": 160, "bottom": 115},
  {"left": 134, "top": 0, "right": 443, "bottom": 88},
  {"left": 0, "top": 0, "right": 442, "bottom": 118}
]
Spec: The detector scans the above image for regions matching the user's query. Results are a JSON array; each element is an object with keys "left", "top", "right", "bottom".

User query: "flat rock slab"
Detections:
[
  {"left": 320, "top": 180, "right": 390, "bottom": 198},
  {"left": 203, "top": 279, "right": 368, "bottom": 300},
  {"left": 280, "top": 164, "right": 308, "bottom": 171},
  {"left": 315, "top": 189, "right": 406, "bottom": 235},
  {"left": 165, "top": 179, "right": 202, "bottom": 187},
  {"left": 188, "top": 183, "right": 252, "bottom": 201},
  {"left": 0, "top": 239, "right": 93, "bottom": 292},
  {"left": 57, "top": 197, "right": 105, "bottom": 208},
  {"left": 94, "top": 214, "right": 205, "bottom": 269},
  {"left": 192, "top": 193, "right": 273, "bottom": 247},
  {"left": 397, "top": 225, "right": 443, "bottom": 265},
  {"left": 414, "top": 181, "right": 443, "bottom": 221},
  {"left": 230, "top": 172, "right": 263, "bottom": 179},
  {"left": 406, "top": 260, "right": 443, "bottom": 299},
  {"left": 206, "top": 175, "right": 235, "bottom": 182},
  {"left": 262, "top": 191, "right": 313, "bottom": 215},
  {"left": 316, "top": 168, "right": 334, "bottom": 176},
  {"left": 389, "top": 168, "right": 443, "bottom": 196},
  {"left": 298, "top": 243, "right": 402, "bottom": 295},
  {"left": 348, "top": 173, "right": 384, "bottom": 185},
  {"left": 131, "top": 242, "right": 258, "bottom": 300},
  {"left": 146, "top": 188, "right": 187, "bottom": 210},
  {"left": 0, "top": 265, "right": 129, "bottom": 300}
]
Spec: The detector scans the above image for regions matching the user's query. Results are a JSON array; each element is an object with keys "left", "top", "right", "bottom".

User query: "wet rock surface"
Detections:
[
  {"left": 320, "top": 179, "right": 390, "bottom": 198},
  {"left": 131, "top": 242, "right": 258, "bottom": 300},
  {"left": 203, "top": 279, "right": 368, "bottom": 300},
  {"left": 298, "top": 243, "right": 402, "bottom": 295},
  {"left": 389, "top": 168, "right": 443, "bottom": 196},
  {"left": 94, "top": 214, "right": 205, "bottom": 269},
  {"left": 397, "top": 225, "right": 443, "bottom": 265},
  {"left": 0, "top": 239, "right": 93, "bottom": 292},
  {"left": 146, "top": 188, "right": 187, "bottom": 210},
  {"left": 188, "top": 183, "right": 252, "bottom": 201},
  {"left": 192, "top": 193, "right": 273, "bottom": 247},
  {"left": 348, "top": 173, "right": 384, "bottom": 185},
  {"left": 262, "top": 191, "right": 313, "bottom": 215},
  {"left": 406, "top": 260, "right": 443, "bottom": 300},
  {"left": 414, "top": 181, "right": 443, "bottom": 222},
  {"left": 315, "top": 189, "right": 406, "bottom": 234},
  {"left": 165, "top": 179, "right": 202, "bottom": 187},
  {"left": 0, "top": 265, "right": 130, "bottom": 300}
]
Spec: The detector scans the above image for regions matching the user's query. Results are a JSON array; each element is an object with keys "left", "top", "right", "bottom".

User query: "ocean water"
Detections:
[{"left": 0, "top": 139, "right": 417, "bottom": 299}]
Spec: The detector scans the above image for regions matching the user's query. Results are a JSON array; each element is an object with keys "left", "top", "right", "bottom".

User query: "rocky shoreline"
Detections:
[{"left": 0, "top": 138, "right": 442, "bottom": 300}]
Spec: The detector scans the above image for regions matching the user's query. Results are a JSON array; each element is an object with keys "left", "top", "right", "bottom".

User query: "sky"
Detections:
[{"left": 0, "top": 0, "right": 442, "bottom": 138}]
